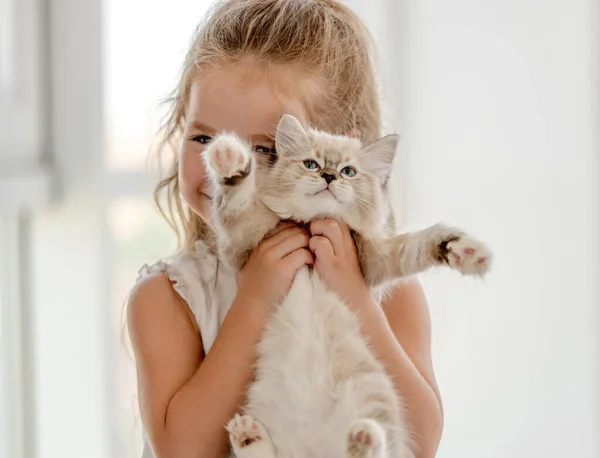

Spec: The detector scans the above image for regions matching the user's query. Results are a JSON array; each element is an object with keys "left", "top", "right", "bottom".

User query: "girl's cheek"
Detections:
[
  {"left": 180, "top": 144, "right": 207, "bottom": 184},
  {"left": 179, "top": 145, "right": 210, "bottom": 213},
  {"left": 180, "top": 177, "right": 211, "bottom": 220}
]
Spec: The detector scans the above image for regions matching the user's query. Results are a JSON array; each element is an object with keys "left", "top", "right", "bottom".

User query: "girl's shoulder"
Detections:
[
  {"left": 130, "top": 239, "right": 237, "bottom": 354},
  {"left": 135, "top": 240, "right": 220, "bottom": 309}
]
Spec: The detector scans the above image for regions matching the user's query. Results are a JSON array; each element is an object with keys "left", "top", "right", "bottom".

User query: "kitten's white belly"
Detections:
[{"left": 243, "top": 267, "right": 401, "bottom": 458}]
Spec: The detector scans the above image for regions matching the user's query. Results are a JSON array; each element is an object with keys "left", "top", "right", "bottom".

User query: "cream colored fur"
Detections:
[{"left": 204, "top": 115, "right": 492, "bottom": 458}]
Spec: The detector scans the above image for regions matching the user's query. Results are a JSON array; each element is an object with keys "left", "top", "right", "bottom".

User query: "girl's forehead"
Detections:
[{"left": 187, "top": 70, "right": 308, "bottom": 138}]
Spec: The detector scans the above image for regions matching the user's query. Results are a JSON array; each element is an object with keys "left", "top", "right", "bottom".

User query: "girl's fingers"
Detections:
[
  {"left": 310, "top": 219, "right": 343, "bottom": 255},
  {"left": 308, "top": 235, "right": 334, "bottom": 261}
]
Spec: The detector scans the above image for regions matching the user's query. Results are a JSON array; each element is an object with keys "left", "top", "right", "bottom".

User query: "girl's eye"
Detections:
[
  {"left": 254, "top": 145, "right": 274, "bottom": 154},
  {"left": 340, "top": 166, "right": 357, "bottom": 177},
  {"left": 191, "top": 135, "right": 212, "bottom": 144},
  {"left": 303, "top": 159, "right": 320, "bottom": 170}
]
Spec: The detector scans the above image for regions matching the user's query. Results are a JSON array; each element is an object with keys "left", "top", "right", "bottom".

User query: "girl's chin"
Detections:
[
  {"left": 186, "top": 193, "right": 212, "bottom": 220},
  {"left": 198, "top": 188, "right": 212, "bottom": 200}
]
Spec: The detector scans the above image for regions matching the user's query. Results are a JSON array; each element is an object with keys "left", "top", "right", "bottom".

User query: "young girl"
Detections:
[{"left": 128, "top": 1, "right": 444, "bottom": 457}]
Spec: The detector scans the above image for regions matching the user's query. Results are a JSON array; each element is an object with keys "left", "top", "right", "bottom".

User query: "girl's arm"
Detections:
[
  {"left": 128, "top": 272, "right": 267, "bottom": 458},
  {"left": 353, "top": 279, "right": 444, "bottom": 458},
  {"left": 128, "top": 225, "right": 313, "bottom": 458}
]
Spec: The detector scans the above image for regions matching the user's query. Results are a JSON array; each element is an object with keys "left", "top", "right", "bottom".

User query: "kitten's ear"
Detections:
[
  {"left": 275, "top": 114, "right": 312, "bottom": 157},
  {"left": 359, "top": 134, "right": 399, "bottom": 185}
]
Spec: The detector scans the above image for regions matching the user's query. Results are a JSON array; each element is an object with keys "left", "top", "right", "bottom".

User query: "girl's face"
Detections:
[{"left": 179, "top": 64, "right": 310, "bottom": 223}]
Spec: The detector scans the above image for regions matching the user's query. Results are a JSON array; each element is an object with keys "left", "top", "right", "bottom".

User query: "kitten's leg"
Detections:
[
  {"left": 347, "top": 419, "right": 386, "bottom": 458},
  {"left": 204, "top": 134, "right": 279, "bottom": 269},
  {"left": 355, "top": 224, "right": 492, "bottom": 287},
  {"left": 226, "top": 414, "right": 276, "bottom": 458},
  {"left": 335, "top": 374, "right": 414, "bottom": 458}
]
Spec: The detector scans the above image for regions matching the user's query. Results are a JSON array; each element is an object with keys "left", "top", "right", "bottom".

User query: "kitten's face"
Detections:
[{"left": 260, "top": 115, "right": 399, "bottom": 233}]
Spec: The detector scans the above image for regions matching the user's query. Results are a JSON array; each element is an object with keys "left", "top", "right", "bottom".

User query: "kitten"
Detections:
[{"left": 204, "top": 114, "right": 491, "bottom": 458}]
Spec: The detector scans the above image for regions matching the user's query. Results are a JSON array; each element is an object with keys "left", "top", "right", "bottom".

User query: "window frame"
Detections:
[
  {"left": 0, "top": 215, "right": 36, "bottom": 458},
  {"left": 0, "top": 0, "right": 53, "bottom": 210}
]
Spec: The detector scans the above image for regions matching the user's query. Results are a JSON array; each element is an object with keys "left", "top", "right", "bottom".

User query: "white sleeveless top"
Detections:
[{"left": 136, "top": 240, "right": 237, "bottom": 458}]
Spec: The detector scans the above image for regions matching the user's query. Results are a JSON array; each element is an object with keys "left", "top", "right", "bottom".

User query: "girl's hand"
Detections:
[
  {"left": 235, "top": 222, "right": 313, "bottom": 313},
  {"left": 309, "top": 219, "right": 372, "bottom": 308}
]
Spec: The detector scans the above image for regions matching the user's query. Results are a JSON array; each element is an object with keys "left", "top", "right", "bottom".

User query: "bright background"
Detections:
[{"left": 0, "top": 1, "right": 598, "bottom": 457}]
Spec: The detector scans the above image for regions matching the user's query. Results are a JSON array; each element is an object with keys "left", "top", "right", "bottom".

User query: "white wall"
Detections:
[{"left": 391, "top": 1, "right": 599, "bottom": 457}]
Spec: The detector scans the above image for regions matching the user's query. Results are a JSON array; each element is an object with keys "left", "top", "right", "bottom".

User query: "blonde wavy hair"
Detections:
[{"left": 154, "top": 0, "right": 382, "bottom": 250}]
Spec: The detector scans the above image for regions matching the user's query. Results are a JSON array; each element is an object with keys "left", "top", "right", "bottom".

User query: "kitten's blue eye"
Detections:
[
  {"left": 303, "top": 159, "right": 320, "bottom": 170},
  {"left": 192, "top": 135, "right": 212, "bottom": 144},
  {"left": 340, "top": 166, "right": 357, "bottom": 177}
]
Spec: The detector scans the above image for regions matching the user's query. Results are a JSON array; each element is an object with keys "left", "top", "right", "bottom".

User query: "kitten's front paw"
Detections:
[
  {"left": 226, "top": 414, "right": 275, "bottom": 457},
  {"left": 347, "top": 419, "right": 385, "bottom": 458},
  {"left": 443, "top": 236, "right": 491, "bottom": 276},
  {"left": 205, "top": 135, "right": 252, "bottom": 184}
]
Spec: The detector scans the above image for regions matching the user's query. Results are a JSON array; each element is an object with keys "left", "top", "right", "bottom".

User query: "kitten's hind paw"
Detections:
[
  {"left": 347, "top": 419, "right": 386, "bottom": 458},
  {"left": 205, "top": 134, "right": 252, "bottom": 184},
  {"left": 444, "top": 236, "right": 492, "bottom": 276},
  {"left": 226, "top": 414, "right": 275, "bottom": 458}
]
